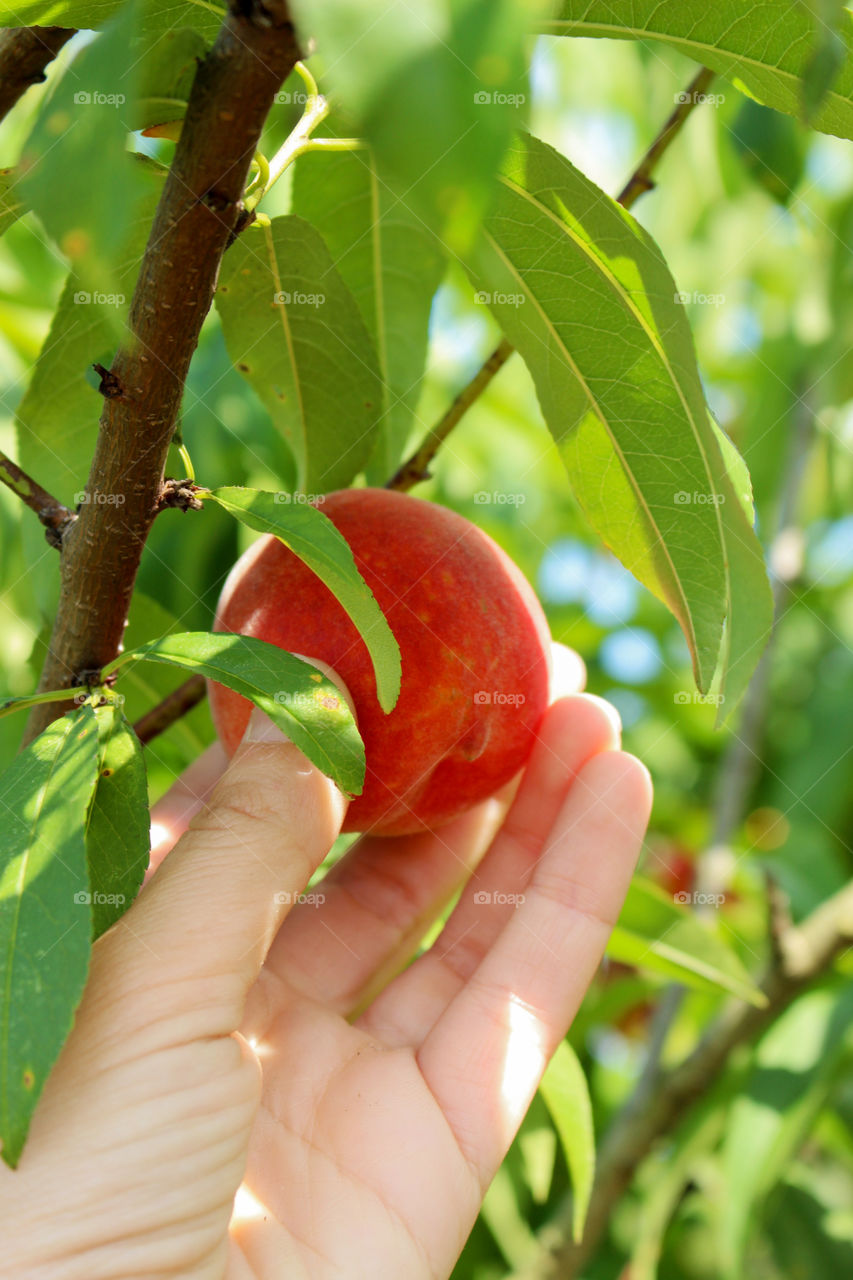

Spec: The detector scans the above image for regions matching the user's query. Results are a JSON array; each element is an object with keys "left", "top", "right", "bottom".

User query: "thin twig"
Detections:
[
  {"left": 0, "top": 449, "right": 75, "bottom": 546},
  {"left": 515, "top": 877, "right": 853, "bottom": 1280},
  {"left": 387, "top": 339, "right": 514, "bottom": 491},
  {"left": 0, "top": 26, "right": 75, "bottom": 123},
  {"left": 132, "top": 675, "right": 207, "bottom": 745},
  {"left": 616, "top": 66, "right": 716, "bottom": 207},
  {"left": 25, "top": 0, "right": 301, "bottom": 742},
  {"left": 388, "top": 67, "right": 716, "bottom": 491}
]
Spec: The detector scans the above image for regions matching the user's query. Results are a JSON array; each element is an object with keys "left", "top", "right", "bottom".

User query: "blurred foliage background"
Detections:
[{"left": 1, "top": 25, "right": 852, "bottom": 1280}]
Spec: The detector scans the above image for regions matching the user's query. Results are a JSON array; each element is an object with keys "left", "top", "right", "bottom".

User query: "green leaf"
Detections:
[
  {"left": 608, "top": 875, "right": 767, "bottom": 1006},
  {"left": 720, "top": 985, "right": 853, "bottom": 1277},
  {"left": 16, "top": 169, "right": 164, "bottom": 616},
  {"left": 0, "top": 707, "right": 99, "bottom": 1168},
  {"left": 0, "top": 169, "right": 24, "bottom": 239},
  {"left": 18, "top": 3, "right": 149, "bottom": 304},
  {"left": 468, "top": 131, "right": 772, "bottom": 702},
  {"left": 85, "top": 706, "right": 150, "bottom": 939},
  {"left": 134, "top": 28, "right": 208, "bottom": 132},
  {"left": 0, "top": 0, "right": 225, "bottom": 39},
  {"left": 543, "top": 0, "right": 853, "bottom": 142},
  {"left": 215, "top": 216, "right": 383, "bottom": 494},
  {"left": 292, "top": 137, "right": 445, "bottom": 481},
  {"left": 539, "top": 1040, "right": 595, "bottom": 1243},
  {"left": 288, "top": 0, "right": 537, "bottom": 252},
  {"left": 106, "top": 632, "right": 365, "bottom": 797},
  {"left": 207, "top": 487, "right": 401, "bottom": 712},
  {"left": 801, "top": 1, "right": 850, "bottom": 123},
  {"left": 728, "top": 98, "right": 808, "bottom": 205}
]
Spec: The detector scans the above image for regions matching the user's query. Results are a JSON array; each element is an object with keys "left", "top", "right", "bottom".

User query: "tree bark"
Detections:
[
  {"left": 0, "top": 27, "right": 74, "bottom": 122},
  {"left": 26, "top": 0, "right": 301, "bottom": 740}
]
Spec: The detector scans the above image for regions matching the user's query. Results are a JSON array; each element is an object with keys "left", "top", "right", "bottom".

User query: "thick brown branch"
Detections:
[
  {"left": 0, "top": 26, "right": 75, "bottom": 122},
  {"left": 0, "top": 448, "right": 75, "bottom": 547},
  {"left": 26, "top": 1, "right": 301, "bottom": 742},
  {"left": 132, "top": 675, "right": 206, "bottom": 745},
  {"left": 388, "top": 68, "right": 716, "bottom": 490}
]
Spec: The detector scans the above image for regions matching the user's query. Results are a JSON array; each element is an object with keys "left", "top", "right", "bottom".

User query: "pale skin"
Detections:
[{"left": 0, "top": 645, "right": 652, "bottom": 1279}]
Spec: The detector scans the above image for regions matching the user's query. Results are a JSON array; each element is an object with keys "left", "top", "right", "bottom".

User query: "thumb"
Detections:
[{"left": 111, "top": 696, "right": 350, "bottom": 1033}]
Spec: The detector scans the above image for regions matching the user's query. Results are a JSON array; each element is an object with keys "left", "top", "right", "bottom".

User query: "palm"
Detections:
[{"left": 238, "top": 1000, "right": 479, "bottom": 1278}]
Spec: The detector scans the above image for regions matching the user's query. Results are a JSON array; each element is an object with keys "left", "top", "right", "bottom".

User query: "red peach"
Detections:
[{"left": 209, "top": 488, "right": 551, "bottom": 835}]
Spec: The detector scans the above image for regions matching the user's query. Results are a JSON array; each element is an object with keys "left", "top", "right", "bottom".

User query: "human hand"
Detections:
[{"left": 0, "top": 646, "right": 651, "bottom": 1279}]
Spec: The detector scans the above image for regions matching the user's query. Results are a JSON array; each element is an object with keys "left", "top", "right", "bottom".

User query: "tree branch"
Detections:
[
  {"left": 516, "top": 878, "right": 853, "bottom": 1280},
  {"left": 387, "top": 339, "right": 514, "bottom": 491},
  {"left": 132, "top": 675, "right": 206, "bottom": 745},
  {"left": 616, "top": 66, "right": 716, "bottom": 207},
  {"left": 0, "top": 26, "right": 75, "bottom": 123},
  {"left": 25, "top": 0, "right": 301, "bottom": 742},
  {"left": 388, "top": 66, "right": 716, "bottom": 491},
  {"left": 0, "top": 448, "right": 75, "bottom": 546}
]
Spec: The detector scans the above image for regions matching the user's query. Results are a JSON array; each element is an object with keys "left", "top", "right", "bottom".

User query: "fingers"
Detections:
[
  {"left": 147, "top": 742, "right": 228, "bottom": 877},
  {"left": 550, "top": 642, "right": 586, "bottom": 700},
  {"left": 248, "top": 645, "right": 589, "bottom": 1024},
  {"left": 246, "top": 795, "right": 507, "bottom": 1030},
  {"left": 103, "top": 707, "right": 348, "bottom": 1037},
  {"left": 359, "top": 694, "right": 621, "bottom": 1046},
  {"left": 417, "top": 750, "right": 652, "bottom": 1187}
]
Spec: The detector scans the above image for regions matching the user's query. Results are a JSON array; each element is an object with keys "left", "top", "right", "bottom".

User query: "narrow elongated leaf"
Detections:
[
  {"left": 208, "top": 487, "right": 401, "bottom": 712},
  {"left": 468, "top": 132, "right": 771, "bottom": 703},
  {"left": 0, "top": 169, "right": 24, "bottom": 239},
  {"left": 18, "top": 3, "right": 149, "bottom": 304},
  {"left": 543, "top": 1, "right": 853, "bottom": 141},
  {"left": 86, "top": 706, "right": 149, "bottom": 938},
  {"left": 288, "top": 0, "right": 536, "bottom": 251},
  {"left": 292, "top": 140, "right": 445, "bottom": 480},
  {"left": 106, "top": 632, "right": 365, "bottom": 796},
  {"left": 0, "top": 707, "right": 99, "bottom": 1167},
  {"left": 539, "top": 1040, "right": 595, "bottom": 1243},
  {"left": 216, "top": 216, "right": 382, "bottom": 494},
  {"left": 609, "top": 876, "right": 766, "bottom": 1005},
  {"left": 0, "top": 0, "right": 225, "bottom": 39},
  {"left": 720, "top": 985, "right": 853, "bottom": 1277}
]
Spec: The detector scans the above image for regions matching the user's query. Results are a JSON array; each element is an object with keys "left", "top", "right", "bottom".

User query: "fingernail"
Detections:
[{"left": 244, "top": 706, "right": 291, "bottom": 744}]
